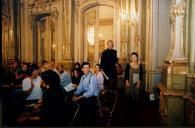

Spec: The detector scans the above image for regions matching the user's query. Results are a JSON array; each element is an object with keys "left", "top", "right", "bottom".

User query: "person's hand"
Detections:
[
  {"left": 34, "top": 103, "right": 42, "bottom": 110},
  {"left": 136, "top": 80, "right": 141, "bottom": 88},
  {"left": 30, "top": 78, "right": 35, "bottom": 88},
  {"left": 29, "top": 116, "right": 40, "bottom": 121},
  {"left": 125, "top": 81, "right": 130, "bottom": 87},
  {"left": 72, "top": 84, "right": 77, "bottom": 88},
  {"left": 17, "top": 74, "right": 23, "bottom": 79},
  {"left": 72, "top": 95, "right": 83, "bottom": 102},
  {"left": 34, "top": 105, "right": 40, "bottom": 110},
  {"left": 22, "top": 112, "right": 32, "bottom": 117},
  {"left": 74, "top": 71, "right": 78, "bottom": 77},
  {"left": 72, "top": 96, "right": 80, "bottom": 102}
]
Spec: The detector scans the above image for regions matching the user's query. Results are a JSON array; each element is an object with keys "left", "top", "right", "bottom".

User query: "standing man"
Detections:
[{"left": 100, "top": 40, "right": 118, "bottom": 90}]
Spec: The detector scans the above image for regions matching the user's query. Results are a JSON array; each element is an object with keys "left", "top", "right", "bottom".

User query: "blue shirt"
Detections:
[
  {"left": 75, "top": 72, "right": 99, "bottom": 98},
  {"left": 60, "top": 71, "right": 72, "bottom": 87}
]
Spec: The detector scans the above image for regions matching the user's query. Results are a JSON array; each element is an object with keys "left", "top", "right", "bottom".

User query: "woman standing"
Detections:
[{"left": 124, "top": 52, "right": 143, "bottom": 102}]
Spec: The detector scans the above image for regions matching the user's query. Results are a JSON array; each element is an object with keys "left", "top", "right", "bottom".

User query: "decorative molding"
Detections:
[
  {"left": 99, "top": 18, "right": 113, "bottom": 25},
  {"left": 75, "top": 0, "right": 80, "bottom": 23}
]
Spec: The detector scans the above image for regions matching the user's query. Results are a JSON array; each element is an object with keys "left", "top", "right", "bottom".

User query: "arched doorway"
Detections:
[
  {"left": 74, "top": 0, "right": 120, "bottom": 64},
  {"left": 83, "top": 5, "right": 114, "bottom": 64}
]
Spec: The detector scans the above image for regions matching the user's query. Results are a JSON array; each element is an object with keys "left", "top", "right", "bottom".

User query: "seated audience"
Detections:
[
  {"left": 47, "top": 60, "right": 60, "bottom": 76},
  {"left": 22, "top": 64, "right": 42, "bottom": 105},
  {"left": 40, "top": 60, "right": 48, "bottom": 73},
  {"left": 15, "top": 62, "right": 28, "bottom": 86},
  {"left": 116, "top": 63, "right": 125, "bottom": 97},
  {"left": 94, "top": 64, "right": 104, "bottom": 91},
  {"left": 71, "top": 62, "right": 83, "bottom": 85},
  {"left": 17, "top": 70, "right": 67, "bottom": 126},
  {"left": 57, "top": 64, "right": 72, "bottom": 87},
  {"left": 72, "top": 62, "right": 99, "bottom": 125},
  {"left": 12, "top": 60, "right": 20, "bottom": 73},
  {"left": 39, "top": 70, "right": 67, "bottom": 126}
]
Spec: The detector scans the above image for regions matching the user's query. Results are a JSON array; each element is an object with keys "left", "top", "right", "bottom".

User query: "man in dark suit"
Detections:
[{"left": 100, "top": 40, "right": 118, "bottom": 90}]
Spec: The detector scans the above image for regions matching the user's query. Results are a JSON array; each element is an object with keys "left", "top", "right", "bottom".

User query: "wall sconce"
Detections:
[
  {"left": 10, "top": 30, "right": 13, "bottom": 41},
  {"left": 99, "top": 33, "right": 103, "bottom": 40},
  {"left": 52, "top": 44, "right": 56, "bottom": 49},
  {"left": 10, "top": 30, "right": 13, "bottom": 35}
]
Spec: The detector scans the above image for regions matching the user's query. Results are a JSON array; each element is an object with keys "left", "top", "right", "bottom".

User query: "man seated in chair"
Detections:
[
  {"left": 57, "top": 64, "right": 72, "bottom": 88},
  {"left": 22, "top": 64, "right": 42, "bottom": 107},
  {"left": 72, "top": 62, "right": 99, "bottom": 125}
]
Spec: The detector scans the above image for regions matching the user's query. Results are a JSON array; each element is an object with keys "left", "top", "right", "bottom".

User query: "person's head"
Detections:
[
  {"left": 130, "top": 52, "right": 139, "bottom": 63},
  {"left": 46, "top": 61, "right": 53, "bottom": 70},
  {"left": 81, "top": 62, "right": 90, "bottom": 75},
  {"left": 22, "top": 62, "right": 28, "bottom": 71},
  {"left": 116, "top": 63, "right": 123, "bottom": 75},
  {"left": 50, "top": 61, "right": 55, "bottom": 68},
  {"left": 42, "top": 60, "right": 48, "bottom": 67},
  {"left": 40, "top": 70, "right": 60, "bottom": 90},
  {"left": 94, "top": 64, "right": 101, "bottom": 73},
  {"left": 74, "top": 62, "right": 81, "bottom": 69},
  {"left": 57, "top": 64, "right": 64, "bottom": 74},
  {"left": 28, "top": 64, "right": 39, "bottom": 78},
  {"left": 13, "top": 60, "right": 19, "bottom": 69},
  {"left": 107, "top": 40, "right": 114, "bottom": 49}
]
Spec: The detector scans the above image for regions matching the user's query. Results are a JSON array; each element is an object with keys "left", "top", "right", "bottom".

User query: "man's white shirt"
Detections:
[{"left": 22, "top": 76, "right": 43, "bottom": 100}]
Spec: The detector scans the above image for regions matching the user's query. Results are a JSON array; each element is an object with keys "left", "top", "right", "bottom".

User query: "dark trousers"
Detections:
[
  {"left": 104, "top": 78, "right": 117, "bottom": 90},
  {"left": 77, "top": 96, "right": 97, "bottom": 125}
]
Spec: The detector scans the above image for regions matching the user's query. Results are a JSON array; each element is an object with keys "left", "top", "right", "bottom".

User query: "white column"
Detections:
[
  {"left": 114, "top": 0, "right": 120, "bottom": 57},
  {"left": 130, "top": 0, "right": 136, "bottom": 53},
  {"left": 74, "top": 0, "right": 80, "bottom": 62},
  {"left": 138, "top": 0, "right": 142, "bottom": 59},
  {"left": 83, "top": 11, "right": 87, "bottom": 62},
  {"left": 56, "top": 1, "right": 63, "bottom": 63},
  {"left": 94, "top": 7, "right": 99, "bottom": 63},
  {"left": 23, "top": 7, "right": 28, "bottom": 62},
  {"left": 190, "top": 0, "right": 195, "bottom": 72}
]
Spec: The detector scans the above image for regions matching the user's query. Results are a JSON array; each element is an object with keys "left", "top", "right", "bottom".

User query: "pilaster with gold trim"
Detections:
[{"left": 159, "top": 0, "right": 189, "bottom": 126}]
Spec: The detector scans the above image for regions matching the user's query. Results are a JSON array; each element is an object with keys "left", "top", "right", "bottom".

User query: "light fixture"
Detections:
[
  {"left": 52, "top": 44, "right": 56, "bottom": 49},
  {"left": 99, "top": 33, "right": 103, "bottom": 40},
  {"left": 10, "top": 30, "right": 12, "bottom": 35},
  {"left": 87, "top": 25, "right": 94, "bottom": 45}
]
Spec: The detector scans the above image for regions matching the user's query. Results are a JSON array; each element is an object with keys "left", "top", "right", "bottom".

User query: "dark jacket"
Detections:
[
  {"left": 100, "top": 49, "right": 118, "bottom": 79},
  {"left": 40, "top": 86, "right": 67, "bottom": 126}
]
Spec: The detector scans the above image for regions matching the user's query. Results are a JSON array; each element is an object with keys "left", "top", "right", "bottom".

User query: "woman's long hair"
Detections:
[{"left": 41, "top": 70, "right": 61, "bottom": 91}]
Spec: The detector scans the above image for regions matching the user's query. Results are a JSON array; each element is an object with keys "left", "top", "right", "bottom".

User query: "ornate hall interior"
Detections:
[{"left": 1, "top": 0, "right": 195, "bottom": 127}]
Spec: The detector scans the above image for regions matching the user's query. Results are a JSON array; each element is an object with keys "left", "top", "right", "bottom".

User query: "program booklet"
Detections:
[{"left": 64, "top": 83, "right": 76, "bottom": 92}]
